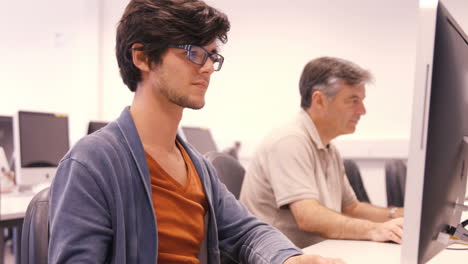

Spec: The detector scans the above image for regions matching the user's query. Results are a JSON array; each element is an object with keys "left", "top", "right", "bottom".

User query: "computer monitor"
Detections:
[
  {"left": 87, "top": 121, "right": 108, "bottom": 134},
  {"left": 14, "top": 111, "right": 70, "bottom": 188},
  {"left": 401, "top": 1, "right": 468, "bottom": 263},
  {"left": 0, "top": 115, "right": 14, "bottom": 168},
  {"left": 180, "top": 126, "right": 218, "bottom": 154}
]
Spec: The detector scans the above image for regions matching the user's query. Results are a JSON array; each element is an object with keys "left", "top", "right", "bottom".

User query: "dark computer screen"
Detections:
[
  {"left": 87, "top": 121, "right": 108, "bottom": 135},
  {"left": 402, "top": 2, "right": 468, "bottom": 263},
  {"left": 0, "top": 115, "right": 14, "bottom": 165},
  {"left": 181, "top": 126, "right": 218, "bottom": 155},
  {"left": 18, "top": 111, "right": 70, "bottom": 168}
]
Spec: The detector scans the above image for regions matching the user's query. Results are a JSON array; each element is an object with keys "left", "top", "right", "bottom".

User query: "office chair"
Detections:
[
  {"left": 21, "top": 187, "right": 50, "bottom": 264},
  {"left": 385, "top": 159, "right": 407, "bottom": 207},
  {"left": 343, "top": 159, "right": 371, "bottom": 203},
  {"left": 204, "top": 151, "right": 245, "bottom": 199}
]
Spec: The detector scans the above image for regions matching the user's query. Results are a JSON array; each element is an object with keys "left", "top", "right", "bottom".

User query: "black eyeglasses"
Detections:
[{"left": 168, "top": 44, "right": 224, "bottom": 71}]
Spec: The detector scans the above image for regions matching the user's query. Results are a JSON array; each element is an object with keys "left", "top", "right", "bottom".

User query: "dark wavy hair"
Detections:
[
  {"left": 116, "top": 0, "right": 230, "bottom": 92},
  {"left": 299, "top": 57, "right": 372, "bottom": 110}
]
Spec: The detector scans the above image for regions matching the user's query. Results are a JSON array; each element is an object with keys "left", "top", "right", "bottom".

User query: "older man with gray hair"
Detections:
[{"left": 240, "top": 57, "right": 404, "bottom": 248}]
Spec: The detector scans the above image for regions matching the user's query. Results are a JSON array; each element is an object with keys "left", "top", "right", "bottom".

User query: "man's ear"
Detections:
[
  {"left": 131, "top": 43, "right": 150, "bottom": 72},
  {"left": 311, "top": 90, "right": 327, "bottom": 110}
]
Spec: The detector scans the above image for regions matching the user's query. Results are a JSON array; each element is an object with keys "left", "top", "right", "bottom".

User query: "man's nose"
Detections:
[{"left": 200, "top": 58, "right": 215, "bottom": 74}]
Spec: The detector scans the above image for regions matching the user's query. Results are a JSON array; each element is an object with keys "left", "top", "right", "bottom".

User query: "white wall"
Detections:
[
  {"left": 0, "top": 0, "right": 100, "bottom": 145},
  {"left": 197, "top": 0, "right": 419, "bottom": 157},
  {"left": 98, "top": 0, "right": 134, "bottom": 121}
]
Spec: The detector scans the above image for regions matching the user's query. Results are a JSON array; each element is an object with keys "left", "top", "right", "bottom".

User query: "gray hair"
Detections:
[{"left": 299, "top": 56, "right": 373, "bottom": 109}]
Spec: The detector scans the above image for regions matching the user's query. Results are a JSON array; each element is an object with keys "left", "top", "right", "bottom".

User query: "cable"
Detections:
[
  {"left": 462, "top": 219, "right": 468, "bottom": 227},
  {"left": 447, "top": 235, "right": 468, "bottom": 250},
  {"left": 447, "top": 238, "right": 468, "bottom": 250},
  {"left": 446, "top": 247, "right": 468, "bottom": 250}
]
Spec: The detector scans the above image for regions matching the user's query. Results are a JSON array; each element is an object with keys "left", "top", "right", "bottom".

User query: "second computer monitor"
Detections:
[
  {"left": 181, "top": 126, "right": 218, "bottom": 155},
  {"left": 14, "top": 111, "right": 70, "bottom": 188},
  {"left": 87, "top": 121, "right": 108, "bottom": 135}
]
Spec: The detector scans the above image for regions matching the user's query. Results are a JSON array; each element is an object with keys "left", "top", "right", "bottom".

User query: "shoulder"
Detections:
[
  {"left": 261, "top": 120, "right": 310, "bottom": 153},
  {"left": 70, "top": 122, "right": 125, "bottom": 159},
  {"left": 59, "top": 121, "right": 133, "bottom": 180}
]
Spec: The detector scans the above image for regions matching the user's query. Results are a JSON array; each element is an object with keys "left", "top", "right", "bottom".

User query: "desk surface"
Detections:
[
  {"left": 303, "top": 239, "right": 467, "bottom": 264},
  {"left": 1, "top": 192, "right": 35, "bottom": 221},
  {"left": 303, "top": 209, "right": 468, "bottom": 263},
  {"left": 303, "top": 210, "right": 468, "bottom": 263}
]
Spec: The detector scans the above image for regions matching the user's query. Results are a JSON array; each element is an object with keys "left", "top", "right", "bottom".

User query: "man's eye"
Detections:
[
  {"left": 189, "top": 51, "right": 199, "bottom": 57},
  {"left": 211, "top": 55, "right": 221, "bottom": 62}
]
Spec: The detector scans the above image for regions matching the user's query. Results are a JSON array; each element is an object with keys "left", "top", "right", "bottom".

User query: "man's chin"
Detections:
[
  {"left": 184, "top": 101, "right": 205, "bottom": 110},
  {"left": 344, "top": 126, "right": 357, "bottom": 134},
  {"left": 172, "top": 97, "right": 205, "bottom": 110}
]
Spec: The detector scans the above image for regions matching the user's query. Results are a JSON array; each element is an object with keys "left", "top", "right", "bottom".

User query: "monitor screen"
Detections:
[
  {"left": 181, "top": 126, "right": 218, "bottom": 155},
  {"left": 0, "top": 115, "right": 14, "bottom": 166},
  {"left": 401, "top": 1, "right": 468, "bottom": 263},
  {"left": 18, "top": 111, "right": 69, "bottom": 167},
  {"left": 87, "top": 121, "right": 108, "bottom": 135},
  {"left": 14, "top": 111, "right": 70, "bottom": 187}
]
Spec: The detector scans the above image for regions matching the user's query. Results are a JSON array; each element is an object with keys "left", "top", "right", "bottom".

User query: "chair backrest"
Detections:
[
  {"left": 21, "top": 187, "right": 50, "bottom": 264},
  {"left": 385, "top": 159, "right": 407, "bottom": 207},
  {"left": 204, "top": 151, "right": 245, "bottom": 199},
  {"left": 343, "top": 159, "right": 371, "bottom": 203}
]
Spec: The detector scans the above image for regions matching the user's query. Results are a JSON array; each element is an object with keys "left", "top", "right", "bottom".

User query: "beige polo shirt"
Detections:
[{"left": 239, "top": 110, "right": 357, "bottom": 248}]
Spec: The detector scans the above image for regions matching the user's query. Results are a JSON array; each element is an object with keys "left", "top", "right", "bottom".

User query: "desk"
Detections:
[
  {"left": 303, "top": 240, "right": 466, "bottom": 264},
  {"left": 1, "top": 192, "right": 35, "bottom": 264},
  {"left": 303, "top": 212, "right": 468, "bottom": 264}
]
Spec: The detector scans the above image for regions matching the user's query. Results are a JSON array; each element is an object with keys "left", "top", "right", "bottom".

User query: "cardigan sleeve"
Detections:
[{"left": 49, "top": 157, "right": 113, "bottom": 263}]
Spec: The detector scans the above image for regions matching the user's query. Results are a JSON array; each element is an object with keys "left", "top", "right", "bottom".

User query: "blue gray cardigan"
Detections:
[{"left": 49, "top": 107, "right": 301, "bottom": 263}]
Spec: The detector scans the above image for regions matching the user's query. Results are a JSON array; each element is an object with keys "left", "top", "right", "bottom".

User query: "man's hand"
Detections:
[
  {"left": 368, "top": 217, "right": 404, "bottom": 243},
  {"left": 284, "top": 254, "right": 346, "bottom": 264}
]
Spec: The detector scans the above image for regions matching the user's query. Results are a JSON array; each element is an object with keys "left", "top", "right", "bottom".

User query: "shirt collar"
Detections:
[{"left": 297, "top": 109, "right": 328, "bottom": 150}]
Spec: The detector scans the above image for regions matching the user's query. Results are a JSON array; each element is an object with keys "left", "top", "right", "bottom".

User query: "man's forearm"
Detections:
[{"left": 290, "top": 199, "right": 377, "bottom": 240}]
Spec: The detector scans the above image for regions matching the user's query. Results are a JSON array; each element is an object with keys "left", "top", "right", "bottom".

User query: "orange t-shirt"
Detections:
[{"left": 146, "top": 142, "right": 207, "bottom": 264}]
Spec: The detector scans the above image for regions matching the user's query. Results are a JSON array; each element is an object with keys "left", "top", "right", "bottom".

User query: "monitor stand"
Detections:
[{"left": 437, "top": 137, "right": 468, "bottom": 245}]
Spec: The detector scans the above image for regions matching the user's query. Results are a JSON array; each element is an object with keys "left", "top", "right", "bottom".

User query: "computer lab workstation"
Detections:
[{"left": 0, "top": 113, "right": 108, "bottom": 264}]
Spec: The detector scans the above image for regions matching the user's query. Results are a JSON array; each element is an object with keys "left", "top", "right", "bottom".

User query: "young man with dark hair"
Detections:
[
  {"left": 240, "top": 57, "right": 404, "bottom": 248},
  {"left": 49, "top": 1, "right": 343, "bottom": 263}
]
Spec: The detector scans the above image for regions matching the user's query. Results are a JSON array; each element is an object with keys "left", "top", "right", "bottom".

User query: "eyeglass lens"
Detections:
[{"left": 187, "top": 46, "right": 223, "bottom": 71}]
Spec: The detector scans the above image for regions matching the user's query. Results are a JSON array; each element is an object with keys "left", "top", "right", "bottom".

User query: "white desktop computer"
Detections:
[
  {"left": 13, "top": 111, "right": 70, "bottom": 190},
  {"left": 401, "top": 1, "right": 468, "bottom": 263}
]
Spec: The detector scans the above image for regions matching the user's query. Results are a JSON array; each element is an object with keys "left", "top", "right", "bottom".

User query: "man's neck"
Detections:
[
  {"left": 130, "top": 86, "right": 183, "bottom": 153},
  {"left": 307, "top": 109, "right": 335, "bottom": 146}
]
